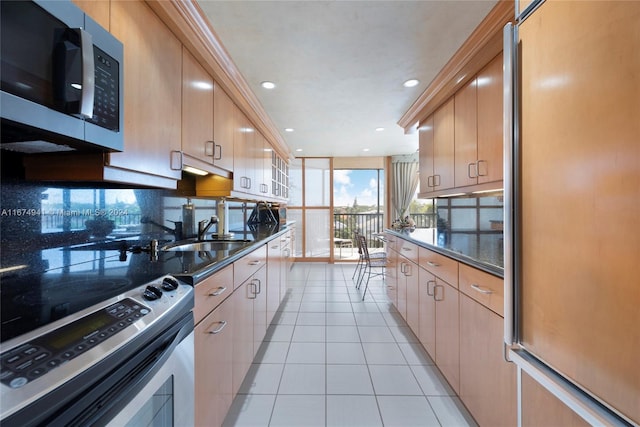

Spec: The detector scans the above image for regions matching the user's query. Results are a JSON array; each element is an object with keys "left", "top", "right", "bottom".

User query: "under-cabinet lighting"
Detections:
[
  {"left": 183, "top": 166, "right": 208, "bottom": 176},
  {"left": 0, "top": 265, "right": 28, "bottom": 274},
  {"left": 472, "top": 188, "right": 504, "bottom": 194}
]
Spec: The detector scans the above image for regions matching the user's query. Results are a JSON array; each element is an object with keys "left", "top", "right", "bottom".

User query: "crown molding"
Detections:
[
  {"left": 398, "top": 0, "right": 514, "bottom": 132},
  {"left": 147, "top": 0, "right": 291, "bottom": 159}
]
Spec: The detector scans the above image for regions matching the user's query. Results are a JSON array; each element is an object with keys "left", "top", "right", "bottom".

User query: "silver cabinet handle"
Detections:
[
  {"left": 207, "top": 320, "right": 228, "bottom": 334},
  {"left": 427, "top": 280, "right": 436, "bottom": 296},
  {"left": 468, "top": 162, "right": 478, "bottom": 179},
  {"left": 214, "top": 143, "right": 222, "bottom": 160},
  {"left": 434, "top": 284, "right": 444, "bottom": 301},
  {"left": 249, "top": 260, "right": 261, "bottom": 266},
  {"left": 471, "top": 284, "right": 493, "bottom": 294},
  {"left": 205, "top": 140, "right": 215, "bottom": 157},
  {"left": 476, "top": 160, "right": 488, "bottom": 177},
  {"left": 427, "top": 261, "right": 440, "bottom": 267},
  {"left": 170, "top": 150, "right": 183, "bottom": 170},
  {"left": 433, "top": 174, "right": 441, "bottom": 187},
  {"left": 254, "top": 278, "right": 262, "bottom": 294},
  {"left": 209, "top": 286, "right": 227, "bottom": 297},
  {"left": 404, "top": 263, "right": 413, "bottom": 277},
  {"left": 427, "top": 175, "right": 434, "bottom": 188},
  {"left": 401, "top": 247, "right": 412, "bottom": 252}
]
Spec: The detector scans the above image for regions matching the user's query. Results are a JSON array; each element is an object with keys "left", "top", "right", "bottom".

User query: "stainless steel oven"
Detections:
[{"left": 0, "top": 275, "right": 194, "bottom": 427}]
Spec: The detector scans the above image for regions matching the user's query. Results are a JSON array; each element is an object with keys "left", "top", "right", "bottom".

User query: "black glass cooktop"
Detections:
[{"left": 0, "top": 237, "right": 236, "bottom": 343}]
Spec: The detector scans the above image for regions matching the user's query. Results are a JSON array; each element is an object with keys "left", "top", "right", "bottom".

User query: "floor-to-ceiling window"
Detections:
[{"left": 288, "top": 158, "right": 332, "bottom": 261}]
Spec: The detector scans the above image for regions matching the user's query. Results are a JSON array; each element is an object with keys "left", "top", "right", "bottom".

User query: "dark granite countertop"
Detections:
[
  {"left": 0, "top": 223, "right": 292, "bottom": 342},
  {"left": 385, "top": 228, "right": 504, "bottom": 278}
]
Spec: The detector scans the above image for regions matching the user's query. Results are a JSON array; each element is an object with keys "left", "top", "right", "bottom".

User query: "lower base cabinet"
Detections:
[
  {"left": 195, "top": 295, "right": 234, "bottom": 427},
  {"left": 231, "top": 280, "right": 254, "bottom": 397},
  {"left": 459, "top": 294, "right": 517, "bottom": 426},
  {"left": 434, "top": 279, "right": 460, "bottom": 393}
]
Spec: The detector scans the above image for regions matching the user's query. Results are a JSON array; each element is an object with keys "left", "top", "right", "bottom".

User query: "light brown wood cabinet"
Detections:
[
  {"left": 182, "top": 47, "right": 215, "bottom": 171},
  {"left": 383, "top": 235, "right": 399, "bottom": 307},
  {"left": 251, "top": 265, "right": 268, "bottom": 356},
  {"left": 434, "top": 278, "right": 460, "bottom": 393},
  {"left": 420, "top": 98, "right": 455, "bottom": 195},
  {"left": 476, "top": 52, "right": 504, "bottom": 184},
  {"left": 267, "top": 237, "right": 282, "bottom": 325},
  {"left": 212, "top": 82, "right": 235, "bottom": 172},
  {"left": 454, "top": 79, "right": 478, "bottom": 188},
  {"left": 419, "top": 52, "right": 503, "bottom": 197},
  {"left": 194, "top": 264, "right": 233, "bottom": 325},
  {"left": 108, "top": 0, "right": 182, "bottom": 182},
  {"left": 233, "top": 109, "right": 257, "bottom": 194},
  {"left": 231, "top": 279, "right": 253, "bottom": 397},
  {"left": 459, "top": 293, "right": 516, "bottom": 426},
  {"left": 72, "top": 0, "right": 109, "bottom": 30},
  {"left": 418, "top": 266, "right": 437, "bottom": 359},
  {"left": 418, "top": 116, "right": 434, "bottom": 195},
  {"left": 195, "top": 295, "right": 234, "bottom": 427},
  {"left": 454, "top": 52, "right": 504, "bottom": 189}
]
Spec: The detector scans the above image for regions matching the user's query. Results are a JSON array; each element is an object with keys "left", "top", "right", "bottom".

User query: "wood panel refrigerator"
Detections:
[{"left": 503, "top": 1, "right": 640, "bottom": 425}]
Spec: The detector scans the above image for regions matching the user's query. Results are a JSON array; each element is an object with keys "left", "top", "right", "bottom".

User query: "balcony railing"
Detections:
[{"left": 333, "top": 212, "right": 437, "bottom": 250}]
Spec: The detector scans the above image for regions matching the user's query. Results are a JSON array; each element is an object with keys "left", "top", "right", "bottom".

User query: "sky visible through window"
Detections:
[{"left": 333, "top": 169, "right": 383, "bottom": 208}]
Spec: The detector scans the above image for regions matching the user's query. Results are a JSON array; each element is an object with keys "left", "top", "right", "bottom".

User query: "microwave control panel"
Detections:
[{"left": 87, "top": 46, "right": 120, "bottom": 132}]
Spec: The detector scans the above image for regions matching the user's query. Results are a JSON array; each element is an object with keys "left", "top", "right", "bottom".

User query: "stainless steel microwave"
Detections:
[{"left": 0, "top": 0, "right": 123, "bottom": 153}]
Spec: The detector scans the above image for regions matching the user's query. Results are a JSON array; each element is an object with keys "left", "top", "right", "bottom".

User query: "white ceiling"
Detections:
[{"left": 197, "top": 1, "right": 498, "bottom": 158}]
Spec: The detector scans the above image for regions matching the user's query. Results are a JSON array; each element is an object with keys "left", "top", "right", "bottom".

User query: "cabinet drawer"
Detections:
[
  {"left": 384, "top": 233, "right": 398, "bottom": 252},
  {"left": 396, "top": 240, "right": 419, "bottom": 265},
  {"left": 194, "top": 264, "right": 234, "bottom": 325},
  {"left": 419, "top": 247, "right": 458, "bottom": 287},
  {"left": 234, "top": 244, "right": 267, "bottom": 289},
  {"left": 458, "top": 263, "right": 504, "bottom": 316}
]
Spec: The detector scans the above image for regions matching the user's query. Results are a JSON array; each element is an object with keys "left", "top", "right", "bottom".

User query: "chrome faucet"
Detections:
[{"left": 197, "top": 216, "right": 219, "bottom": 240}]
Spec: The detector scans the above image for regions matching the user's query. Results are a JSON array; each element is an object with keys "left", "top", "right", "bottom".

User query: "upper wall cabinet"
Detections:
[
  {"left": 72, "top": 0, "right": 109, "bottom": 30},
  {"left": 182, "top": 47, "right": 215, "bottom": 171},
  {"left": 419, "top": 53, "right": 503, "bottom": 198},
  {"left": 476, "top": 52, "right": 503, "bottom": 184},
  {"left": 420, "top": 98, "right": 455, "bottom": 196},
  {"left": 213, "top": 83, "right": 235, "bottom": 173},
  {"left": 455, "top": 52, "right": 504, "bottom": 188},
  {"left": 108, "top": 0, "right": 182, "bottom": 181}
]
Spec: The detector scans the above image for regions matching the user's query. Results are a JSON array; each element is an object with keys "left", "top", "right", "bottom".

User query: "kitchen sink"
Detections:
[{"left": 161, "top": 239, "right": 251, "bottom": 252}]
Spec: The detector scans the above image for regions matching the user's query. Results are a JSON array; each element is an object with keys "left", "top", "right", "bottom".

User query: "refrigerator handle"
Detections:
[{"left": 503, "top": 22, "right": 516, "bottom": 346}]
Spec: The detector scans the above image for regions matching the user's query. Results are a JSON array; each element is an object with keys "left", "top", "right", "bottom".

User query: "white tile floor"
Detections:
[{"left": 222, "top": 263, "right": 477, "bottom": 427}]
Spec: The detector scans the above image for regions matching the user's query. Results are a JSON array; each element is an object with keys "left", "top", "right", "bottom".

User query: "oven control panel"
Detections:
[{"left": 0, "top": 298, "right": 150, "bottom": 388}]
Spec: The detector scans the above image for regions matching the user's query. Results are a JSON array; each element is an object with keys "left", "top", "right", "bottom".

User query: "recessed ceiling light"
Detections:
[
  {"left": 363, "top": 148, "right": 370, "bottom": 152},
  {"left": 285, "top": 128, "right": 294, "bottom": 132},
  {"left": 403, "top": 79, "right": 419, "bottom": 88},
  {"left": 375, "top": 127, "right": 385, "bottom": 132},
  {"left": 261, "top": 81, "right": 276, "bottom": 89},
  {"left": 295, "top": 148, "right": 303, "bottom": 152}
]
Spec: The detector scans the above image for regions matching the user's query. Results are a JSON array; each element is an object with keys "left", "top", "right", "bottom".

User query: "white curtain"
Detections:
[{"left": 391, "top": 156, "right": 419, "bottom": 220}]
